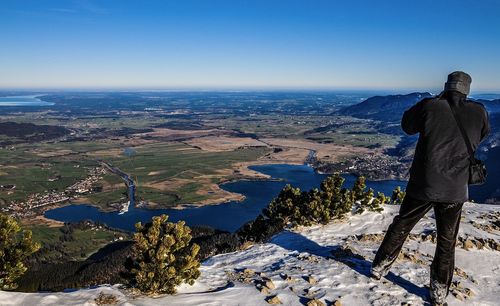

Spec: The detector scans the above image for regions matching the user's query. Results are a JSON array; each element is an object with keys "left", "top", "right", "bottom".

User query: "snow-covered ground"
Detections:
[{"left": 1, "top": 202, "right": 499, "bottom": 306}]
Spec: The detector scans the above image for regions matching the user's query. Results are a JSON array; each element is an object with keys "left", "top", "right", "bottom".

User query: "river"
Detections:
[{"left": 44, "top": 164, "right": 406, "bottom": 232}]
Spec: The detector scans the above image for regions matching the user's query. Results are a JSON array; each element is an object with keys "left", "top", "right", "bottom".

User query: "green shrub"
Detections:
[
  {"left": 236, "top": 214, "right": 284, "bottom": 243},
  {"left": 130, "top": 215, "right": 200, "bottom": 295},
  {"left": 319, "top": 173, "right": 353, "bottom": 219},
  {"left": 351, "top": 176, "right": 367, "bottom": 202},
  {"left": 0, "top": 213, "right": 40, "bottom": 290},
  {"left": 240, "top": 174, "right": 402, "bottom": 243},
  {"left": 263, "top": 173, "right": 356, "bottom": 227},
  {"left": 359, "top": 190, "right": 387, "bottom": 213},
  {"left": 391, "top": 186, "right": 406, "bottom": 204},
  {"left": 304, "top": 188, "right": 330, "bottom": 225},
  {"left": 263, "top": 184, "right": 303, "bottom": 226}
]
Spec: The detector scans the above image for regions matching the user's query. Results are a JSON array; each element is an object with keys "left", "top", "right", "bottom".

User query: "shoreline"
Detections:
[
  {"left": 40, "top": 160, "right": 409, "bottom": 222},
  {"left": 41, "top": 161, "right": 287, "bottom": 216}
]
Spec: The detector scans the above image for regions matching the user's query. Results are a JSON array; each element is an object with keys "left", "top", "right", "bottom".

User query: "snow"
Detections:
[{"left": 1, "top": 202, "right": 499, "bottom": 306}]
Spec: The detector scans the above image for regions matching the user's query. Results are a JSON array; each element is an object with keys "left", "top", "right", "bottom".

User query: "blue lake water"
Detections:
[
  {"left": 44, "top": 164, "right": 406, "bottom": 232},
  {"left": 0, "top": 95, "right": 54, "bottom": 106}
]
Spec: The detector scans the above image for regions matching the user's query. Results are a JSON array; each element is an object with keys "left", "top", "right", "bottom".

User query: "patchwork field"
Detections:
[{"left": 89, "top": 142, "right": 271, "bottom": 209}]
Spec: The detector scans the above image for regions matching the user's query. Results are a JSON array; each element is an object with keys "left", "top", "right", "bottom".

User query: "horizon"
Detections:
[
  {"left": 1, "top": 0, "right": 500, "bottom": 90},
  {"left": 2, "top": 88, "right": 500, "bottom": 97}
]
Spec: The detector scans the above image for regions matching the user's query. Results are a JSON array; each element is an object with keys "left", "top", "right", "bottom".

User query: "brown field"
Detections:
[
  {"left": 116, "top": 137, "right": 157, "bottom": 147},
  {"left": 194, "top": 182, "right": 245, "bottom": 205},
  {"left": 134, "top": 128, "right": 219, "bottom": 140},
  {"left": 142, "top": 166, "right": 247, "bottom": 208},
  {"left": 33, "top": 149, "right": 76, "bottom": 157},
  {"left": 184, "top": 136, "right": 268, "bottom": 152},
  {"left": 86, "top": 148, "right": 123, "bottom": 158},
  {"left": 142, "top": 177, "right": 188, "bottom": 191},
  {"left": 232, "top": 162, "right": 273, "bottom": 179},
  {"left": 262, "top": 147, "right": 311, "bottom": 164},
  {"left": 260, "top": 138, "right": 378, "bottom": 162},
  {"left": 21, "top": 215, "right": 64, "bottom": 227}
]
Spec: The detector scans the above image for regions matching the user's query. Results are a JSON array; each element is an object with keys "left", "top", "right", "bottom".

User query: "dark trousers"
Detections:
[{"left": 373, "top": 195, "right": 463, "bottom": 292}]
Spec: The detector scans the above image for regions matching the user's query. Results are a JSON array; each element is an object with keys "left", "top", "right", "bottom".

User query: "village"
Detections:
[{"left": 1, "top": 166, "right": 108, "bottom": 219}]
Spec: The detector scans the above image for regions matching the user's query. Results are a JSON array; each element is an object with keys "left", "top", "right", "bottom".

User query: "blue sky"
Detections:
[{"left": 1, "top": 0, "right": 499, "bottom": 91}]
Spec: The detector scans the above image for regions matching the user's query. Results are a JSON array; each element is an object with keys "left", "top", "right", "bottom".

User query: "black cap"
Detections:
[{"left": 444, "top": 71, "right": 472, "bottom": 95}]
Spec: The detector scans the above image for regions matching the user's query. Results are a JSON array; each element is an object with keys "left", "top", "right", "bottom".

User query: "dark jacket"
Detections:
[{"left": 402, "top": 94, "right": 490, "bottom": 203}]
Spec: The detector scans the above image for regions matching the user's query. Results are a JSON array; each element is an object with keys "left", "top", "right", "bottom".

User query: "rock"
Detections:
[
  {"left": 304, "top": 288, "right": 321, "bottom": 298},
  {"left": 452, "top": 291, "right": 465, "bottom": 301},
  {"left": 298, "top": 254, "right": 320, "bottom": 263},
  {"left": 305, "top": 275, "right": 317, "bottom": 284},
  {"left": 258, "top": 286, "right": 270, "bottom": 295},
  {"left": 475, "top": 239, "right": 484, "bottom": 249},
  {"left": 94, "top": 292, "right": 119, "bottom": 306},
  {"left": 452, "top": 281, "right": 463, "bottom": 289},
  {"left": 454, "top": 267, "right": 468, "bottom": 278},
  {"left": 330, "top": 246, "right": 365, "bottom": 261},
  {"left": 306, "top": 298, "right": 325, "bottom": 306},
  {"left": 333, "top": 300, "right": 342, "bottom": 306},
  {"left": 266, "top": 295, "right": 282, "bottom": 304},
  {"left": 398, "top": 251, "right": 426, "bottom": 265},
  {"left": 243, "top": 268, "right": 255, "bottom": 276},
  {"left": 263, "top": 280, "right": 276, "bottom": 290},
  {"left": 355, "top": 233, "right": 385, "bottom": 242},
  {"left": 463, "top": 287, "right": 475, "bottom": 297},
  {"left": 463, "top": 239, "right": 475, "bottom": 250}
]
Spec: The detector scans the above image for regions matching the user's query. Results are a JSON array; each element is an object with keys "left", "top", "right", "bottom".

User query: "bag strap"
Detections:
[{"left": 443, "top": 97, "right": 477, "bottom": 164}]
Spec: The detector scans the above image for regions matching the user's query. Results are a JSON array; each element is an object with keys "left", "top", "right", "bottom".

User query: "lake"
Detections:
[
  {"left": 0, "top": 95, "right": 54, "bottom": 106},
  {"left": 44, "top": 164, "right": 406, "bottom": 232}
]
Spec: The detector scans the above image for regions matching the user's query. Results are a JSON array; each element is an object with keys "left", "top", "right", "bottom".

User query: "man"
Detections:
[{"left": 370, "top": 71, "right": 490, "bottom": 305}]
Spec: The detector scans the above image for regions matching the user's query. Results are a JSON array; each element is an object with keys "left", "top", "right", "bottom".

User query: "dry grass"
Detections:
[
  {"left": 260, "top": 138, "right": 377, "bottom": 163},
  {"left": 94, "top": 292, "right": 119, "bottom": 306},
  {"left": 21, "top": 215, "right": 64, "bottom": 228},
  {"left": 86, "top": 148, "right": 123, "bottom": 158},
  {"left": 135, "top": 128, "right": 217, "bottom": 139},
  {"left": 33, "top": 149, "right": 76, "bottom": 157},
  {"left": 185, "top": 136, "right": 268, "bottom": 152}
]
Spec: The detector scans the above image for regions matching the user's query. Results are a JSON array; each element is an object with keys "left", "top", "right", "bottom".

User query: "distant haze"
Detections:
[{"left": 1, "top": 0, "right": 499, "bottom": 90}]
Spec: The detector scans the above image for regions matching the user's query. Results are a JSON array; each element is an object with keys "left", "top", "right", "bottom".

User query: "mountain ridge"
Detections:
[{"left": 339, "top": 92, "right": 433, "bottom": 121}]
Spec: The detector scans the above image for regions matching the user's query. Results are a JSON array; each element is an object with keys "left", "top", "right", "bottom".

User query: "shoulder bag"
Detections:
[{"left": 445, "top": 99, "right": 487, "bottom": 185}]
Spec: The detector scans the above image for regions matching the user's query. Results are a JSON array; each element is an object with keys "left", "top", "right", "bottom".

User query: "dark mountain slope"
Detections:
[
  {"left": 339, "top": 92, "right": 433, "bottom": 121},
  {"left": 477, "top": 99, "right": 500, "bottom": 113}
]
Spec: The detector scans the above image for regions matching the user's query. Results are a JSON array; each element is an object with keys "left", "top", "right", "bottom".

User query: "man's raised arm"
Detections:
[{"left": 401, "top": 100, "right": 424, "bottom": 135}]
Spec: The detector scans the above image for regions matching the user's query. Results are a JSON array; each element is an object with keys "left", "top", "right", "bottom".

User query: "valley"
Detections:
[{"left": 0, "top": 91, "right": 498, "bottom": 274}]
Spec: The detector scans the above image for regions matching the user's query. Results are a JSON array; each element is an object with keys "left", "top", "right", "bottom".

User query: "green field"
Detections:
[
  {"left": 205, "top": 114, "right": 400, "bottom": 148},
  {"left": 25, "top": 223, "right": 128, "bottom": 262},
  {"left": 0, "top": 136, "right": 269, "bottom": 210},
  {"left": 88, "top": 143, "right": 270, "bottom": 209},
  {"left": 0, "top": 145, "right": 96, "bottom": 202}
]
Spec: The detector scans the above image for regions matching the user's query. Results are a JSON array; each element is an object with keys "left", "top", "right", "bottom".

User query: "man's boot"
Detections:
[
  {"left": 429, "top": 279, "right": 448, "bottom": 305},
  {"left": 370, "top": 256, "right": 396, "bottom": 280}
]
